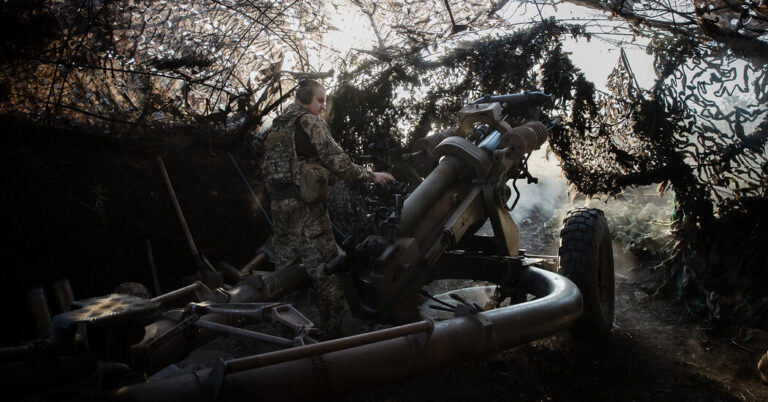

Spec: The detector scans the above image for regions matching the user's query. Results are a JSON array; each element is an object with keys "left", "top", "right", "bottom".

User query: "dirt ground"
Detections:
[
  {"left": 339, "top": 265, "right": 768, "bottom": 402},
  {"left": 333, "top": 216, "right": 768, "bottom": 401}
]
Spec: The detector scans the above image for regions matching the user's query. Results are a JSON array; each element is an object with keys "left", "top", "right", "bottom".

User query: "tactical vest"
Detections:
[{"left": 263, "top": 112, "right": 305, "bottom": 191}]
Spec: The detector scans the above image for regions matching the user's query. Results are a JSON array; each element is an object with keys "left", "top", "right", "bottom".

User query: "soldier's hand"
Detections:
[{"left": 372, "top": 172, "right": 395, "bottom": 188}]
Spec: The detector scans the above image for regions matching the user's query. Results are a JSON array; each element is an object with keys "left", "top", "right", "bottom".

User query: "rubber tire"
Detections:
[{"left": 558, "top": 208, "right": 615, "bottom": 338}]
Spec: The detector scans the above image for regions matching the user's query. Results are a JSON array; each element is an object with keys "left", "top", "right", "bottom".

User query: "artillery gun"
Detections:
[
  {"left": 332, "top": 91, "right": 614, "bottom": 333},
  {"left": 2, "top": 92, "right": 615, "bottom": 401}
]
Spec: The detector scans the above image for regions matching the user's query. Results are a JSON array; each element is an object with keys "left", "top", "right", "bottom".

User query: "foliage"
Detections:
[
  {"left": 543, "top": 31, "right": 767, "bottom": 326},
  {"left": 327, "top": 19, "right": 589, "bottom": 162},
  {"left": 1, "top": 0, "right": 766, "bottom": 326},
  {"left": 0, "top": 0, "right": 510, "bottom": 144},
  {"left": 1, "top": 0, "right": 301, "bottom": 140},
  {"left": 321, "top": 4, "right": 767, "bottom": 325}
]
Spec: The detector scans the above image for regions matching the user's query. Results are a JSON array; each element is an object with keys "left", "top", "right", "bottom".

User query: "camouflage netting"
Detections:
[
  {"left": 0, "top": 0, "right": 334, "bottom": 143},
  {"left": 1, "top": 0, "right": 766, "bottom": 326},
  {"left": 0, "top": 0, "right": 509, "bottom": 144},
  {"left": 547, "top": 35, "right": 768, "bottom": 326},
  {"left": 320, "top": 3, "right": 768, "bottom": 326}
]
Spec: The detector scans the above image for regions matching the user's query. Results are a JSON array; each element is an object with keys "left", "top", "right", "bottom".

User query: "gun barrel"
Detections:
[
  {"left": 399, "top": 155, "right": 465, "bottom": 236},
  {"left": 471, "top": 92, "right": 552, "bottom": 110}
]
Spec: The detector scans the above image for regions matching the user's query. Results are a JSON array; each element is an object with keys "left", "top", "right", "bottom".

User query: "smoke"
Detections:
[
  {"left": 596, "top": 188, "right": 675, "bottom": 262},
  {"left": 497, "top": 144, "right": 675, "bottom": 262},
  {"left": 508, "top": 145, "right": 569, "bottom": 223},
  {"left": 474, "top": 144, "right": 568, "bottom": 253}
]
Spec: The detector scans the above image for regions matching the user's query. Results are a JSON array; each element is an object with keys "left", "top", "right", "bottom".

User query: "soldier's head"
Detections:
[{"left": 296, "top": 78, "right": 326, "bottom": 116}]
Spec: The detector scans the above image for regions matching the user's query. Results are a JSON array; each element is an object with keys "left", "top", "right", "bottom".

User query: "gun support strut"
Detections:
[{"left": 110, "top": 267, "right": 582, "bottom": 402}]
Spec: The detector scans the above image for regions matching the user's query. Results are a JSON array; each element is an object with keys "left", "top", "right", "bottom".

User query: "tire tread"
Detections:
[{"left": 558, "top": 208, "right": 614, "bottom": 338}]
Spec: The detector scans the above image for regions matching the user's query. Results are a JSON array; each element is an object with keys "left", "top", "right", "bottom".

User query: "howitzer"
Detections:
[
  {"left": 3, "top": 92, "right": 615, "bottom": 401},
  {"left": 330, "top": 91, "right": 572, "bottom": 324}
]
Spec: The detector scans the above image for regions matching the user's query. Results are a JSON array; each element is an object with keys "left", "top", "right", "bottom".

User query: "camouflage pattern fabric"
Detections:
[
  {"left": 265, "top": 102, "right": 374, "bottom": 338},
  {"left": 271, "top": 198, "right": 344, "bottom": 338},
  {"left": 262, "top": 105, "right": 306, "bottom": 191},
  {"left": 293, "top": 104, "right": 375, "bottom": 183}
]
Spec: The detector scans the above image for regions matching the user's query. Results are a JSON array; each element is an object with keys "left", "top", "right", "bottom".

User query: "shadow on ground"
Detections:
[{"left": 341, "top": 275, "right": 768, "bottom": 402}]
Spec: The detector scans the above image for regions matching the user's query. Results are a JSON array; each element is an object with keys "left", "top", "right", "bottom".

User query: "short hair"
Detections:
[{"left": 295, "top": 78, "right": 323, "bottom": 105}]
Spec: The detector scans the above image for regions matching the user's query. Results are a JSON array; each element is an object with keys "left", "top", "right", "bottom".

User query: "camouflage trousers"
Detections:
[{"left": 271, "top": 198, "right": 345, "bottom": 338}]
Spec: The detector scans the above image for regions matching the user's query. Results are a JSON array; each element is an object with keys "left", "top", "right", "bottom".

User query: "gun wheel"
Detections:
[{"left": 558, "top": 208, "right": 615, "bottom": 338}]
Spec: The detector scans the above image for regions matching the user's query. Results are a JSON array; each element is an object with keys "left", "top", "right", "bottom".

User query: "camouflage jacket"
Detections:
[{"left": 265, "top": 103, "right": 373, "bottom": 190}]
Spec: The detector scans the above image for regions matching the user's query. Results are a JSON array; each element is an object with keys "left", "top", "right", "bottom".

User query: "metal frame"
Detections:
[{"left": 110, "top": 267, "right": 582, "bottom": 402}]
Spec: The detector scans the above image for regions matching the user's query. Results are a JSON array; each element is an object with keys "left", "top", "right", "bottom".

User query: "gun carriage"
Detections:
[{"left": 3, "top": 92, "right": 615, "bottom": 401}]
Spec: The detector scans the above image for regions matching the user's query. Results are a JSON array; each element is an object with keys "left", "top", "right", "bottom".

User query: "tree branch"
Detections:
[{"left": 563, "top": 0, "right": 768, "bottom": 65}]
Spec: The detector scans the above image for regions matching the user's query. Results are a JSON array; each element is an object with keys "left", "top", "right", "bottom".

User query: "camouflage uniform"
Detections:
[{"left": 265, "top": 103, "right": 373, "bottom": 337}]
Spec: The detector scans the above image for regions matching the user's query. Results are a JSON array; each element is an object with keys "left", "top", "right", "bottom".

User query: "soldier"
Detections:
[{"left": 262, "top": 79, "right": 394, "bottom": 338}]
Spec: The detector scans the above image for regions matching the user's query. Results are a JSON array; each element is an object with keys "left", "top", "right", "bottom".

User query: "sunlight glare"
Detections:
[{"left": 322, "top": 4, "right": 378, "bottom": 55}]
